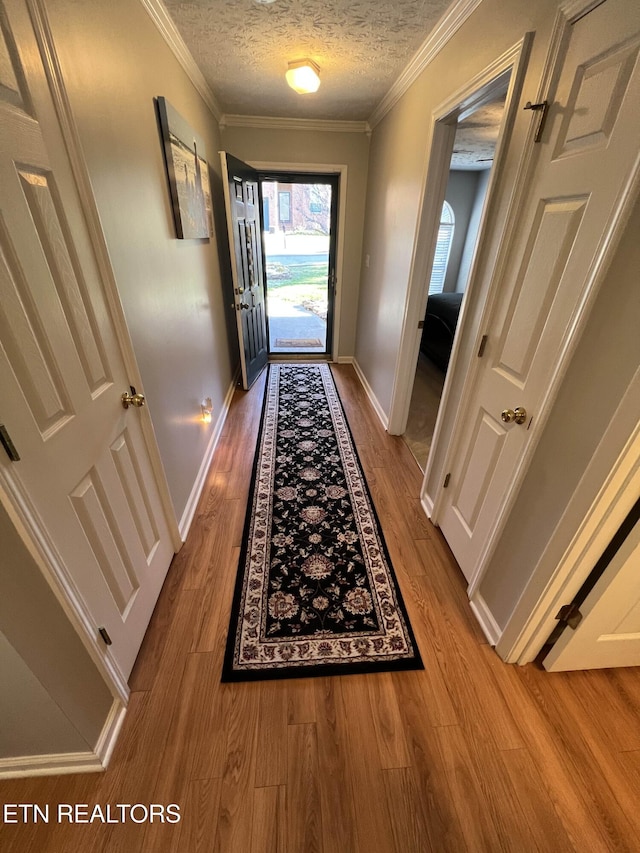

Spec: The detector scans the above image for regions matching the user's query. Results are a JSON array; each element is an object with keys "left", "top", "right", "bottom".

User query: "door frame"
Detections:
[
  {"left": 0, "top": 0, "right": 181, "bottom": 708},
  {"left": 257, "top": 170, "right": 339, "bottom": 357},
  {"left": 497, "top": 366, "right": 640, "bottom": 664},
  {"left": 248, "top": 161, "right": 347, "bottom": 361},
  {"left": 386, "top": 36, "right": 531, "bottom": 439}
]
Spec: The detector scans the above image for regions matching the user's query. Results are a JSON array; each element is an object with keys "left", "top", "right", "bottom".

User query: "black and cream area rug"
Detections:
[{"left": 222, "top": 363, "right": 423, "bottom": 682}]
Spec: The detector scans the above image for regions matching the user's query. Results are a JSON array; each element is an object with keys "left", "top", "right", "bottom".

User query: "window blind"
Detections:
[{"left": 428, "top": 202, "right": 455, "bottom": 295}]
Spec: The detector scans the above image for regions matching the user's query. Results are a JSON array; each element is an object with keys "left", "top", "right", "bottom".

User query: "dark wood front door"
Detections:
[{"left": 220, "top": 152, "right": 268, "bottom": 389}]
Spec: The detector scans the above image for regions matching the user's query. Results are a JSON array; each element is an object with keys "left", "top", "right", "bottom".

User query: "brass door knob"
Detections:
[
  {"left": 501, "top": 406, "right": 527, "bottom": 425},
  {"left": 121, "top": 387, "right": 146, "bottom": 409}
]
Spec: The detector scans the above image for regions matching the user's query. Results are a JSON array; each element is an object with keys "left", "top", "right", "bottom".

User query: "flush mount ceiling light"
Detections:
[{"left": 286, "top": 59, "right": 321, "bottom": 94}]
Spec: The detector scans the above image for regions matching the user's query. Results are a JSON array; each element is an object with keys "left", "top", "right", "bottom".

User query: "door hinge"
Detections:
[
  {"left": 555, "top": 602, "right": 583, "bottom": 630},
  {"left": 0, "top": 424, "right": 20, "bottom": 462},
  {"left": 99, "top": 627, "right": 113, "bottom": 646},
  {"left": 418, "top": 320, "right": 424, "bottom": 330},
  {"left": 443, "top": 472, "right": 451, "bottom": 488},
  {"left": 477, "top": 334, "right": 488, "bottom": 357},
  {"left": 523, "top": 100, "right": 550, "bottom": 143}
]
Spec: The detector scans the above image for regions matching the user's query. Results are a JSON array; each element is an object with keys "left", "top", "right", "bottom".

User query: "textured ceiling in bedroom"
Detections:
[{"left": 452, "top": 98, "right": 506, "bottom": 170}]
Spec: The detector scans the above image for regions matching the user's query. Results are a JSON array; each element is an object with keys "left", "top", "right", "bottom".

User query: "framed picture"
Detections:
[{"left": 156, "top": 96, "right": 213, "bottom": 239}]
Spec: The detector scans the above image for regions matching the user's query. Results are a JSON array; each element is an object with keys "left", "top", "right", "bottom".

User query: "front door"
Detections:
[
  {"left": 220, "top": 152, "right": 268, "bottom": 390},
  {"left": 438, "top": 0, "right": 640, "bottom": 583},
  {"left": 0, "top": 0, "right": 175, "bottom": 678}
]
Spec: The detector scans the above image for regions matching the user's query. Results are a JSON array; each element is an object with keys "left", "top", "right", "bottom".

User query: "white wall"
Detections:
[
  {"left": 354, "top": 0, "right": 558, "bottom": 417},
  {"left": 0, "top": 633, "right": 87, "bottom": 759},
  {"left": 0, "top": 503, "right": 113, "bottom": 759},
  {"left": 442, "top": 170, "right": 479, "bottom": 293},
  {"left": 353, "top": 0, "right": 640, "bottom": 637},
  {"left": 47, "top": 0, "right": 238, "bottom": 524},
  {"left": 455, "top": 168, "right": 491, "bottom": 293},
  {"left": 220, "top": 124, "right": 370, "bottom": 359}
]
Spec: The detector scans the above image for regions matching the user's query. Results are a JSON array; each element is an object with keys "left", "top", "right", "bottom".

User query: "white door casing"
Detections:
[
  {"left": 387, "top": 38, "right": 531, "bottom": 439},
  {"left": 437, "top": 0, "right": 640, "bottom": 585},
  {"left": 248, "top": 160, "right": 348, "bottom": 363},
  {"left": 543, "top": 510, "right": 640, "bottom": 671},
  {"left": 0, "top": 0, "right": 175, "bottom": 679},
  {"left": 496, "top": 366, "right": 640, "bottom": 665}
]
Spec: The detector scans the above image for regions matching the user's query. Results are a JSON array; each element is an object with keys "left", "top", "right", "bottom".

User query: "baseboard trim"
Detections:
[
  {"left": 93, "top": 697, "right": 127, "bottom": 769},
  {"left": 352, "top": 360, "right": 389, "bottom": 430},
  {"left": 0, "top": 697, "right": 128, "bottom": 781},
  {"left": 335, "top": 355, "right": 354, "bottom": 364},
  {"left": 178, "top": 372, "right": 238, "bottom": 541},
  {"left": 0, "top": 751, "right": 103, "bottom": 780},
  {"left": 469, "top": 592, "right": 502, "bottom": 646},
  {"left": 0, "top": 698, "right": 126, "bottom": 780},
  {"left": 421, "top": 492, "right": 435, "bottom": 519}
]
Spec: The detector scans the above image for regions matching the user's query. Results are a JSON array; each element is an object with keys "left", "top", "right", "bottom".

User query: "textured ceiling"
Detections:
[
  {"left": 451, "top": 98, "right": 506, "bottom": 170},
  {"left": 162, "top": 0, "right": 455, "bottom": 121}
]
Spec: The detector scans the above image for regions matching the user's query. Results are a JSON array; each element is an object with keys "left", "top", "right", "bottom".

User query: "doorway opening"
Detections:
[
  {"left": 402, "top": 89, "right": 508, "bottom": 470},
  {"left": 259, "top": 173, "right": 338, "bottom": 356}
]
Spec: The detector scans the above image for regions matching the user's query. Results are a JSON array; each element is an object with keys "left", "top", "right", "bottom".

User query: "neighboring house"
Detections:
[
  {"left": 0, "top": 0, "right": 638, "bottom": 775},
  {"left": 261, "top": 182, "right": 331, "bottom": 235}
]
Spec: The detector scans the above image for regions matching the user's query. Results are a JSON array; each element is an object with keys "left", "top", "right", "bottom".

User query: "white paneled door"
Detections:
[
  {"left": 0, "top": 0, "right": 175, "bottom": 678},
  {"left": 438, "top": 0, "right": 640, "bottom": 584}
]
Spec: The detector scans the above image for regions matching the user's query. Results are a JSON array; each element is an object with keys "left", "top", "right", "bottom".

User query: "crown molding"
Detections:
[
  {"left": 221, "top": 114, "right": 371, "bottom": 135},
  {"left": 138, "top": 0, "right": 223, "bottom": 121},
  {"left": 368, "top": 0, "right": 484, "bottom": 129},
  {"left": 559, "top": 0, "right": 606, "bottom": 21}
]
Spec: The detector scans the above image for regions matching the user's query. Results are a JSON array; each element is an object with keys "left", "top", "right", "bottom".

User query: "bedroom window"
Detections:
[{"left": 428, "top": 201, "right": 455, "bottom": 295}]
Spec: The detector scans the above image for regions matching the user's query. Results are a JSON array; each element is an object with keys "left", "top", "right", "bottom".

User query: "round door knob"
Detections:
[
  {"left": 121, "top": 389, "right": 146, "bottom": 409},
  {"left": 501, "top": 406, "right": 527, "bottom": 425}
]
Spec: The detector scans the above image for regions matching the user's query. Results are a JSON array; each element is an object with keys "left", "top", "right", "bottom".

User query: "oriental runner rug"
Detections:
[{"left": 222, "top": 363, "right": 423, "bottom": 682}]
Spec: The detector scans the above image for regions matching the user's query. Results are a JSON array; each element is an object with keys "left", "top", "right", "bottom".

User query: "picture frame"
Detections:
[{"left": 156, "top": 96, "right": 213, "bottom": 239}]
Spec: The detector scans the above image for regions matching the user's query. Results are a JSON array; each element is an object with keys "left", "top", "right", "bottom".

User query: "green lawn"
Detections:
[{"left": 267, "top": 262, "right": 328, "bottom": 312}]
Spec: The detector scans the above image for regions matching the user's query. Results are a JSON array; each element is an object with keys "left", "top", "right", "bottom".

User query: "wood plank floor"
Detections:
[{"left": 2, "top": 363, "right": 640, "bottom": 852}]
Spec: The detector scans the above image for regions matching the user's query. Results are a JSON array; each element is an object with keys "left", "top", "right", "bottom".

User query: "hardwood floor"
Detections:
[
  {"left": 403, "top": 352, "right": 445, "bottom": 470},
  {"left": 2, "top": 363, "right": 639, "bottom": 852}
]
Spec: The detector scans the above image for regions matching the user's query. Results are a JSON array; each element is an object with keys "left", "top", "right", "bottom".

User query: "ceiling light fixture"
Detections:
[{"left": 286, "top": 59, "right": 321, "bottom": 94}]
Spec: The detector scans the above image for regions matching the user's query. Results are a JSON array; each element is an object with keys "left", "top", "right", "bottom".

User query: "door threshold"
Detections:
[{"left": 268, "top": 353, "right": 331, "bottom": 362}]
